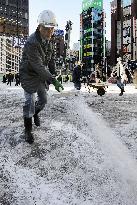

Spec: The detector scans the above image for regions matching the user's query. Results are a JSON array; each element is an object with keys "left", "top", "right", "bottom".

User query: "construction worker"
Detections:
[{"left": 19, "top": 10, "right": 64, "bottom": 144}]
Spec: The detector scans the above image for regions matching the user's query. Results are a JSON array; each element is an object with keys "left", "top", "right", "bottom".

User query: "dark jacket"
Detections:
[
  {"left": 72, "top": 65, "right": 81, "bottom": 83},
  {"left": 19, "top": 29, "right": 55, "bottom": 93}
]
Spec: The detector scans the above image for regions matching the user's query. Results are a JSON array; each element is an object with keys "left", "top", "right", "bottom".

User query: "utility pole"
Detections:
[
  {"left": 17, "top": 0, "right": 19, "bottom": 46},
  {"left": 103, "top": 11, "right": 107, "bottom": 81},
  {"left": 65, "top": 20, "right": 72, "bottom": 73},
  {"left": 91, "top": 8, "right": 94, "bottom": 72}
]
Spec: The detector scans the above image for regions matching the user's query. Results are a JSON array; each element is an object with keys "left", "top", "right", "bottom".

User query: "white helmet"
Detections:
[{"left": 37, "top": 10, "right": 58, "bottom": 28}]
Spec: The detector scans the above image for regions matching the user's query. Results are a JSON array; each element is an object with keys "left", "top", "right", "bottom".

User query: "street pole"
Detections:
[
  {"left": 65, "top": 20, "right": 72, "bottom": 74},
  {"left": 91, "top": 8, "right": 94, "bottom": 72},
  {"left": 78, "top": 39, "right": 81, "bottom": 62},
  {"left": 17, "top": 0, "right": 19, "bottom": 46}
]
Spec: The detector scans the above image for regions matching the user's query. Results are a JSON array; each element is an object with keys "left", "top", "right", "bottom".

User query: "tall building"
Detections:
[
  {"left": 0, "top": 0, "right": 29, "bottom": 74},
  {"left": 0, "top": 36, "right": 23, "bottom": 74},
  {"left": 51, "top": 29, "right": 65, "bottom": 73},
  {"left": 81, "top": 0, "right": 105, "bottom": 75},
  {"left": 111, "top": 0, "right": 137, "bottom": 65},
  {"left": 54, "top": 29, "right": 64, "bottom": 59},
  {"left": 0, "top": 0, "right": 29, "bottom": 37}
]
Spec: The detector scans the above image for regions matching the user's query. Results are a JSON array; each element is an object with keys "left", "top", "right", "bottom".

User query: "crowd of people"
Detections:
[
  {"left": 2, "top": 73, "right": 20, "bottom": 86},
  {"left": 71, "top": 58, "right": 137, "bottom": 96}
]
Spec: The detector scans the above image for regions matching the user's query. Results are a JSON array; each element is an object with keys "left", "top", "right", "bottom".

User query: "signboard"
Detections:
[
  {"left": 82, "top": 0, "right": 103, "bottom": 11},
  {"left": 54, "top": 29, "right": 64, "bottom": 36},
  {"left": 111, "top": 1, "right": 117, "bottom": 14},
  {"left": 12, "top": 36, "right": 27, "bottom": 47}
]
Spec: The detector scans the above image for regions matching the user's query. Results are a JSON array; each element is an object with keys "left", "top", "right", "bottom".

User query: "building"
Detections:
[
  {"left": 54, "top": 29, "right": 64, "bottom": 59},
  {"left": 0, "top": 0, "right": 29, "bottom": 74},
  {"left": 0, "top": 36, "right": 23, "bottom": 74},
  {"left": 52, "top": 29, "right": 65, "bottom": 73},
  {"left": 0, "top": 0, "right": 29, "bottom": 37},
  {"left": 81, "top": 0, "right": 105, "bottom": 75},
  {"left": 111, "top": 0, "right": 137, "bottom": 65}
]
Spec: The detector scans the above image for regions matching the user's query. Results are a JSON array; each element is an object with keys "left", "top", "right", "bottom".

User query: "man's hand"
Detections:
[{"left": 53, "top": 79, "right": 64, "bottom": 92}]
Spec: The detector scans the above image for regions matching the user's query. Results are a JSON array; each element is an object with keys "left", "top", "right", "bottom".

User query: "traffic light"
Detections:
[
  {"left": 69, "top": 20, "right": 72, "bottom": 27},
  {"left": 65, "top": 23, "right": 69, "bottom": 31},
  {"left": 65, "top": 20, "right": 72, "bottom": 31},
  {"left": 65, "top": 33, "right": 68, "bottom": 40}
]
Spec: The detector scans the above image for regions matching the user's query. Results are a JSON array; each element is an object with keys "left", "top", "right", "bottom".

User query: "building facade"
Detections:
[
  {"left": 54, "top": 29, "right": 64, "bottom": 59},
  {"left": 81, "top": 0, "right": 105, "bottom": 75},
  {"left": 0, "top": 0, "right": 29, "bottom": 74},
  {"left": 0, "top": 0, "right": 29, "bottom": 37},
  {"left": 111, "top": 0, "right": 137, "bottom": 65},
  {"left": 0, "top": 36, "right": 23, "bottom": 74}
]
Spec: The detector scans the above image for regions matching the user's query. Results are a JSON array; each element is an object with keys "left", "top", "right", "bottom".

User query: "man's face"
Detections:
[{"left": 39, "top": 25, "right": 54, "bottom": 40}]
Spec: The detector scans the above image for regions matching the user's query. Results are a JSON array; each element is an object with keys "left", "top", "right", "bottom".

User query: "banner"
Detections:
[{"left": 82, "top": 0, "right": 103, "bottom": 11}]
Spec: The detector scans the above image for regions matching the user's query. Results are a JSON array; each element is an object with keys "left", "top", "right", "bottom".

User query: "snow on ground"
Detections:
[{"left": 0, "top": 81, "right": 137, "bottom": 205}]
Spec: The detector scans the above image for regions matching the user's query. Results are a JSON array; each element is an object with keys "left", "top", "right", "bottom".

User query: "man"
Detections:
[
  {"left": 15, "top": 73, "right": 20, "bottom": 86},
  {"left": 7, "top": 73, "right": 12, "bottom": 86},
  {"left": 19, "top": 10, "right": 64, "bottom": 144},
  {"left": 72, "top": 61, "right": 82, "bottom": 90}
]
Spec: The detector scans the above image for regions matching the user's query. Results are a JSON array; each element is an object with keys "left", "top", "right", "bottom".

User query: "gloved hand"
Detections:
[{"left": 52, "top": 79, "right": 64, "bottom": 92}]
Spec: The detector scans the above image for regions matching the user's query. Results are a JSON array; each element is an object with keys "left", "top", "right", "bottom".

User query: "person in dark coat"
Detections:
[
  {"left": 2, "top": 75, "right": 7, "bottom": 83},
  {"left": 72, "top": 62, "right": 82, "bottom": 90},
  {"left": 65, "top": 74, "right": 69, "bottom": 82},
  {"left": 19, "top": 10, "right": 64, "bottom": 144},
  {"left": 15, "top": 73, "right": 20, "bottom": 86},
  {"left": 7, "top": 73, "right": 12, "bottom": 86},
  {"left": 125, "top": 68, "right": 131, "bottom": 83}
]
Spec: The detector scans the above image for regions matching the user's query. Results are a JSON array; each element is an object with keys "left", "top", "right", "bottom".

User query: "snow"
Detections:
[{"left": 0, "top": 81, "right": 137, "bottom": 204}]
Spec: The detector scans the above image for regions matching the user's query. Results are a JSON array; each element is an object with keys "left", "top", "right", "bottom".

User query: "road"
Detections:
[{"left": 0, "top": 82, "right": 137, "bottom": 205}]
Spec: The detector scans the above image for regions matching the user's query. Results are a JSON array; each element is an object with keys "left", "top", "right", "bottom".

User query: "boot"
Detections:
[
  {"left": 33, "top": 114, "right": 40, "bottom": 126},
  {"left": 33, "top": 109, "right": 41, "bottom": 127},
  {"left": 24, "top": 117, "right": 34, "bottom": 144},
  {"left": 119, "top": 88, "right": 125, "bottom": 96}
]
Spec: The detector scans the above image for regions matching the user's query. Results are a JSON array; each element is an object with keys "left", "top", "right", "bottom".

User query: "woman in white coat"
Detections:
[{"left": 116, "top": 57, "right": 125, "bottom": 96}]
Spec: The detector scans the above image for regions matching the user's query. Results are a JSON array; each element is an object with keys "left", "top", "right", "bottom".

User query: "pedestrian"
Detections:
[
  {"left": 125, "top": 67, "right": 131, "bottom": 84},
  {"left": 72, "top": 61, "right": 82, "bottom": 90},
  {"left": 2, "top": 75, "right": 7, "bottom": 83},
  {"left": 15, "top": 73, "right": 20, "bottom": 86},
  {"left": 89, "top": 73, "right": 96, "bottom": 84},
  {"left": 19, "top": 10, "right": 64, "bottom": 144},
  {"left": 95, "top": 63, "right": 101, "bottom": 83},
  {"left": 65, "top": 74, "right": 69, "bottom": 83},
  {"left": 116, "top": 57, "right": 125, "bottom": 96},
  {"left": 7, "top": 73, "right": 12, "bottom": 86}
]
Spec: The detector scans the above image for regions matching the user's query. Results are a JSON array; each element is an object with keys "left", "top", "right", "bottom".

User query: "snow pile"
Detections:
[{"left": 0, "top": 82, "right": 137, "bottom": 204}]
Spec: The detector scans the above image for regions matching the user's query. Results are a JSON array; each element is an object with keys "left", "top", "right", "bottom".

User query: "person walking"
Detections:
[
  {"left": 116, "top": 57, "right": 125, "bottom": 96},
  {"left": 72, "top": 61, "right": 82, "bottom": 90},
  {"left": 15, "top": 73, "right": 20, "bottom": 86},
  {"left": 2, "top": 75, "right": 7, "bottom": 83},
  {"left": 7, "top": 73, "right": 12, "bottom": 86},
  {"left": 19, "top": 10, "right": 64, "bottom": 144}
]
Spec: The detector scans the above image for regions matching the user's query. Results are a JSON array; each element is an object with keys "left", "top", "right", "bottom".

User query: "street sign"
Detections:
[
  {"left": 12, "top": 36, "right": 27, "bottom": 47},
  {"left": 54, "top": 29, "right": 64, "bottom": 36}
]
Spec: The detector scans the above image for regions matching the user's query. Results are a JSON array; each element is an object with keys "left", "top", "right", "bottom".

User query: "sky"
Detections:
[{"left": 29, "top": 0, "right": 111, "bottom": 48}]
